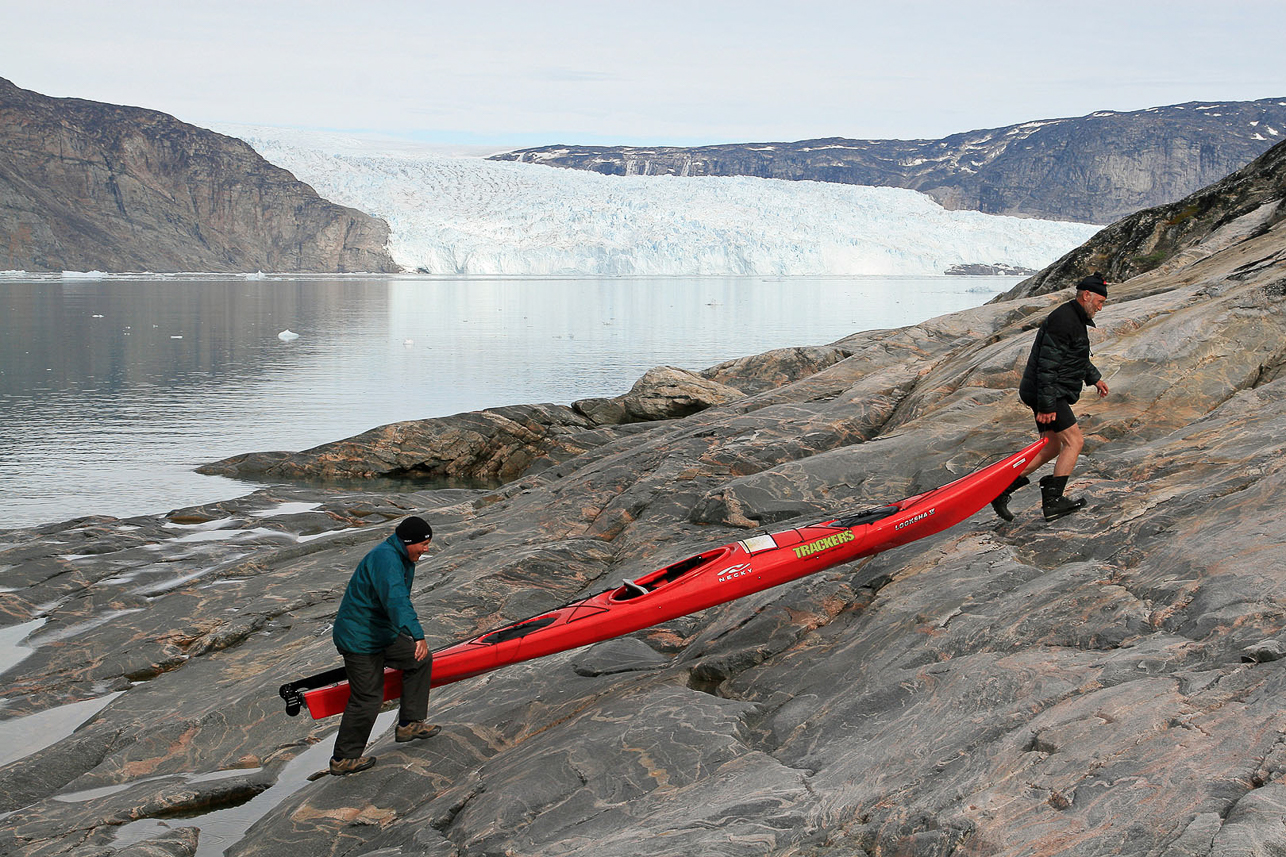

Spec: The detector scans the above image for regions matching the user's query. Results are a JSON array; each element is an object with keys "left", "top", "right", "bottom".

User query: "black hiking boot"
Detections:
[
  {"left": 991, "top": 475, "right": 1030, "bottom": 521},
  {"left": 1040, "top": 475, "right": 1086, "bottom": 521}
]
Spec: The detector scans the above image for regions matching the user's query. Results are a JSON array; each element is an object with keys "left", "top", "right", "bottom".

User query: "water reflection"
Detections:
[
  {"left": 0, "top": 617, "right": 44, "bottom": 678},
  {"left": 2, "top": 277, "right": 384, "bottom": 394},
  {"left": 0, "top": 691, "right": 123, "bottom": 768}
]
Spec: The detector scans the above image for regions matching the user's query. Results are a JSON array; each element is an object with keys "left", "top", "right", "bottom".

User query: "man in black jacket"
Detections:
[{"left": 993, "top": 273, "right": 1110, "bottom": 522}]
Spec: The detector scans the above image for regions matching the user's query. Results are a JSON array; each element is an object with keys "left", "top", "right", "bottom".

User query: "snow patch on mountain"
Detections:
[{"left": 219, "top": 125, "right": 1100, "bottom": 276}]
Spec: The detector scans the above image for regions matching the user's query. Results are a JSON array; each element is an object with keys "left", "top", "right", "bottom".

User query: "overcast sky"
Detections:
[{"left": 5, "top": 0, "right": 1284, "bottom": 148}]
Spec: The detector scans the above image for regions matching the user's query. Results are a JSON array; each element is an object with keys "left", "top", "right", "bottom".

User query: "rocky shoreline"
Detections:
[{"left": 2, "top": 142, "right": 1285, "bottom": 856}]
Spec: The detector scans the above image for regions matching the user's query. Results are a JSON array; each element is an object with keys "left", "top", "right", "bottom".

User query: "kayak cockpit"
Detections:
[
  {"left": 611, "top": 545, "right": 734, "bottom": 601},
  {"left": 621, "top": 580, "right": 648, "bottom": 598},
  {"left": 477, "top": 614, "right": 560, "bottom": 645}
]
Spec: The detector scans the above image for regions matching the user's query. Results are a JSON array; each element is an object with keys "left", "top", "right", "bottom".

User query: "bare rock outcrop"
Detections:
[
  {"left": 998, "top": 135, "right": 1286, "bottom": 296},
  {"left": 197, "top": 404, "right": 603, "bottom": 484},
  {"left": 199, "top": 352, "right": 849, "bottom": 485},
  {"left": 0, "top": 77, "right": 398, "bottom": 273},
  {"left": 5, "top": 141, "right": 1286, "bottom": 856}
]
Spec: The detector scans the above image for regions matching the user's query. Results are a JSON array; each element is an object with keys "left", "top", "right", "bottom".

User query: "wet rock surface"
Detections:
[{"left": 3, "top": 143, "right": 1286, "bottom": 856}]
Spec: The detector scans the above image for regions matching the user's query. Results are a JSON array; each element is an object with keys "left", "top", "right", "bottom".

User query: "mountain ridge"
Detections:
[
  {"left": 997, "top": 131, "right": 1286, "bottom": 296},
  {"left": 492, "top": 98, "right": 1286, "bottom": 224}
]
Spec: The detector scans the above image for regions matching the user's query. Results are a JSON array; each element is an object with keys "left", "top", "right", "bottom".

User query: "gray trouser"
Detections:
[{"left": 333, "top": 634, "right": 432, "bottom": 760}]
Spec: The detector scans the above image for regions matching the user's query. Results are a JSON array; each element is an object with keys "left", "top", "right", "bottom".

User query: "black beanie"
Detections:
[
  {"left": 1077, "top": 272, "right": 1108, "bottom": 297},
  {"left": 396, "top": 516, "right": 433, "bottom": 545}
]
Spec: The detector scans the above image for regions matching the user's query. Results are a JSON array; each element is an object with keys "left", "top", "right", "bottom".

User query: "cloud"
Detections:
[{"left": 5, "top": 0, "right": 1283, "bottom": 146}]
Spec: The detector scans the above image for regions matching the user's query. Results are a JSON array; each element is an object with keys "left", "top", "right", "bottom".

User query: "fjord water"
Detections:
[{"left": 0, "top": 274, "right": 1014, "bottom": 530}]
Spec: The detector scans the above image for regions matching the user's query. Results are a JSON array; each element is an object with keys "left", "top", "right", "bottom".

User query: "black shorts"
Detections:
[{"left": 1032, "top": 399, "right": 1077, "bottom": 434}]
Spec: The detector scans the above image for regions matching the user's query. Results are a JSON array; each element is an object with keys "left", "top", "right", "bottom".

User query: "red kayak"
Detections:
[{"left": 280, "top": 438, "right": 1045, "bottom": 718}]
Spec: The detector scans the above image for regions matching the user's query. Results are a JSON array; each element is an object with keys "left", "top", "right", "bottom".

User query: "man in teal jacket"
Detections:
[{"left": 330, "top": 516, "right": 439, "bottom": 775}]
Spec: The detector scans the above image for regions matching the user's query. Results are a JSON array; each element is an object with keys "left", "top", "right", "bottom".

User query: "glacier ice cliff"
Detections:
[{"left": 221, "top": 126, "right": 1101, "bottom": 277}]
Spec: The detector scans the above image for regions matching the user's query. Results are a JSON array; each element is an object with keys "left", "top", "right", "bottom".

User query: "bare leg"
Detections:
[
  {"left": 1021, "top": 430, "right": 1062, "bottom": 478},
  {"left": 1052, "top": 423, "right": 1084, "bottom": 478}
]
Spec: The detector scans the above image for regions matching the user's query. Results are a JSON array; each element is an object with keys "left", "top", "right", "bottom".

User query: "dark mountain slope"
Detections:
[
  {"left": 0, "top": 77, "right": 397, "bottom": 273},
  {"left": 998, "top": 136, "right": 1286, "bottom": 297}
]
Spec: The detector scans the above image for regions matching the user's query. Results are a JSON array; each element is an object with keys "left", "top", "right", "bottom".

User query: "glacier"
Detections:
[{"left": 218, "top": 125, "right": 1101, "bottom": 277}]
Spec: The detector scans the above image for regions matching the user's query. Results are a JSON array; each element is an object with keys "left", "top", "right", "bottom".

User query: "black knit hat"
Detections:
[
  {"left": 395, "top": 516, "right": 433, "bottom": 545},
  {"left": 1077, "top": 272, "right": 1108, "bottom": 297}
]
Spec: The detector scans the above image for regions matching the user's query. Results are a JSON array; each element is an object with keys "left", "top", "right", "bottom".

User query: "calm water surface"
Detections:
[{"left": 0, "top": 274, "right": 1014, "bottom": 529}]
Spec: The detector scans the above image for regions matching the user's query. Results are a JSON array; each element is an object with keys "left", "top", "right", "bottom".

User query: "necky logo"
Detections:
[{"left": 718, "top": 563, "right": 753, "bottom": 583}]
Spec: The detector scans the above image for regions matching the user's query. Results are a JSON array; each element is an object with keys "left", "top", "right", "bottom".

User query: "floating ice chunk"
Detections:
[{"left": 277, "top": 329, "right": 300, "bottom": 341}]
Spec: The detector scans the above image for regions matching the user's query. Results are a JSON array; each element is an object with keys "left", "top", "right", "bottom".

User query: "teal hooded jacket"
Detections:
[{"left": 333, "top": 534, "right": 426, "bottom": 654}]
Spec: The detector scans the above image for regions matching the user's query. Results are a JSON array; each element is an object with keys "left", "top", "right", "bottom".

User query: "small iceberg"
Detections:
[{"left": 277, "top": 329, "right": 300, "bottom": 341}]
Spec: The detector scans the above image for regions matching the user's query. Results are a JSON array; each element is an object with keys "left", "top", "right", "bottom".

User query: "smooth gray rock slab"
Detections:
[{"left": 570, "top": 638, "right": 670, "bottom": 677}]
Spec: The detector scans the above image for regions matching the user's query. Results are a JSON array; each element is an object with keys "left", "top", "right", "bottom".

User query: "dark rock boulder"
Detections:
[
  {"left": 202, "top": 354, "right": 852, "bottom": 487},
  {"left": 618, "top": 366, "right": 746, "bottom": 421},
  {"left": 197, "top": 404, "right": 603, "bottom": 483},
  {"left": 700, "top": 345, "right": 853, "bottom": 395}
]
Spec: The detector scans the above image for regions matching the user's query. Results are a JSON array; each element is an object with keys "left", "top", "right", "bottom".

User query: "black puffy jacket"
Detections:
[{"left": 1019, "top": 299, "right": 1101, "bottom": 413}]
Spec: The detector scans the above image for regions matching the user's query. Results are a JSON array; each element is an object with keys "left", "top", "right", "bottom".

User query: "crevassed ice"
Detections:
[{"left": 226, "top": 126, "right": 1101, "bottom": 277}]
